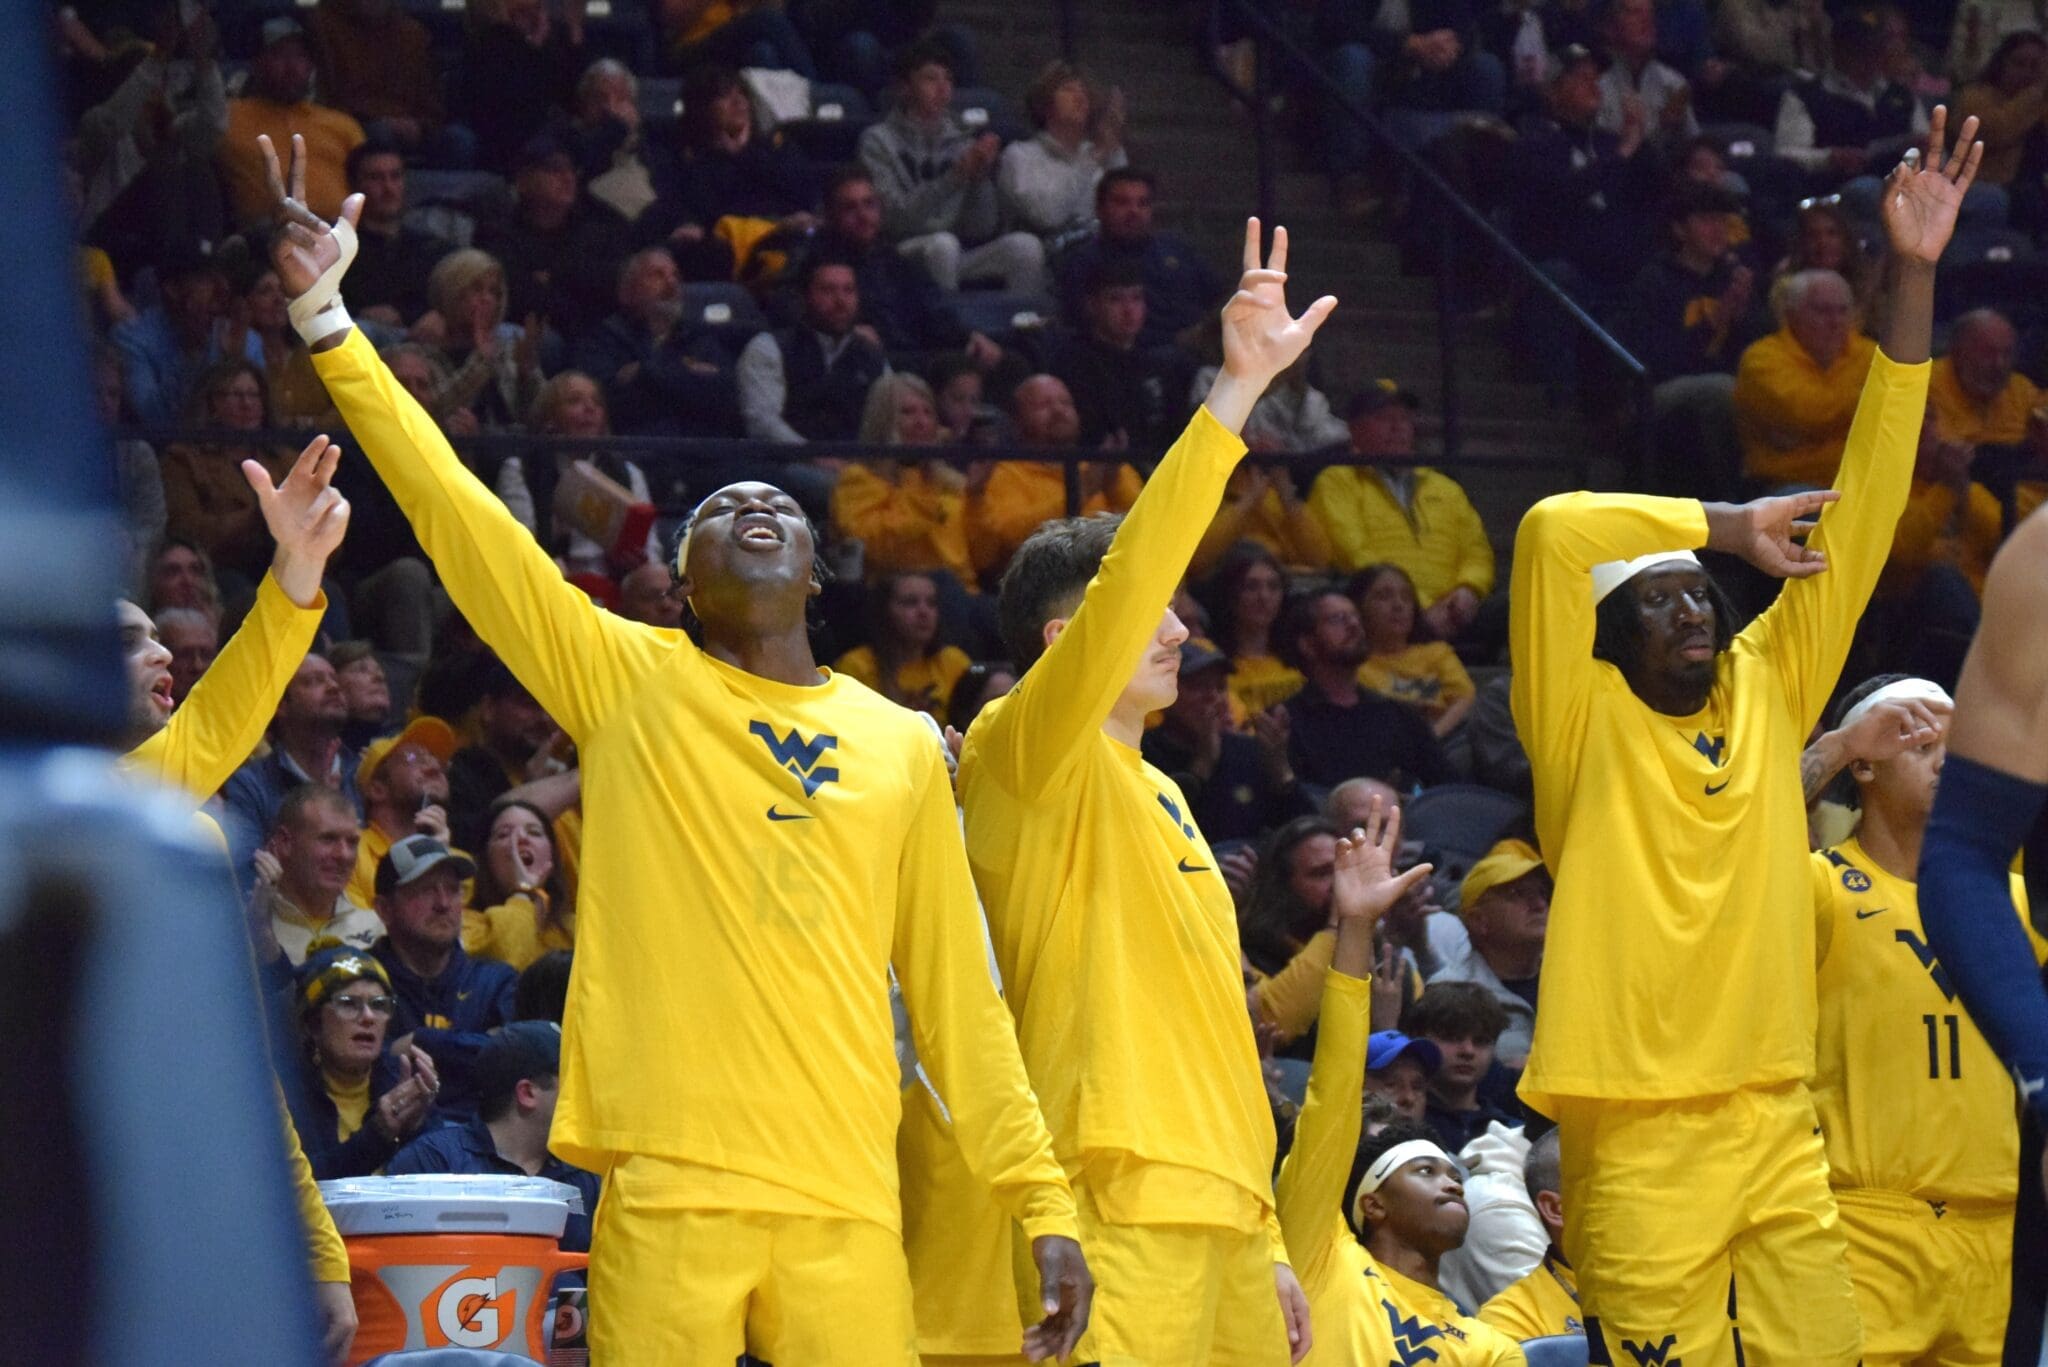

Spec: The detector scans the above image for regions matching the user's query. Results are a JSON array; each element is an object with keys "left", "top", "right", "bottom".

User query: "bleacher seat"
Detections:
[
  {"left": 947, "top": 290, "right": 1056, "bottom": 339},
  {"left": 638, "top": 76, "right": 684, "bottom": 127},
  {"left": 682, "top": 281, "right": 769, "bottom": 338},
  {"left": 407, "top": 168, "right": 512, "bottom": 219},
  {"left": 952, "top": 86, "right": 1028, "bottom": 143},
  {"left": 777, "top": 82, "right": 874, "bottom": 163},
  {"left": 1401, "top": 783, "right": 1530, "bottom": 891},
  {"left": 1519, "top": 1334, "right": 1591, "bottom": 1367}
]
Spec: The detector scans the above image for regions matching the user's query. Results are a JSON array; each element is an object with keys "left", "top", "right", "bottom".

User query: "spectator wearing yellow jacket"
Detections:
[
  {"left": 1733, "top": 270, "right": 1878, "bottom": 487},
  {"left": 964, "top": 374, "right": 1141, "bottom": 576},
  {"left": 1307, "top": 382, "right": 1496, "bottom": 641}
]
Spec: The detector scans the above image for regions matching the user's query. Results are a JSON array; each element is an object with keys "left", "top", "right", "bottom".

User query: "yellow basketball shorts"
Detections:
[
  {"left": 586, "top": 1157, "right": 918, "bottom": 1366},
  {"left": 1555, "top": 1081, "right": 1862, "bottom": 1367},
  {"left": 1836, "top": 1187, "right": 2013, "bottom": 1367},
  {"left": 1011, "top": 1180, "right": 1289, "bottom": 1366}
]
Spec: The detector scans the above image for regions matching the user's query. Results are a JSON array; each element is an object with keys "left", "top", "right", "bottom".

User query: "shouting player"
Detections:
[
  {"left": 259, "top": 133, "right": 1088, "bottom": 1365},
  {"left": 961, "top": 219, "right": 1335, "bottom": 1364},
  {"left": 1507, "top": 109, "right": 1981, "bottom": 1365}
]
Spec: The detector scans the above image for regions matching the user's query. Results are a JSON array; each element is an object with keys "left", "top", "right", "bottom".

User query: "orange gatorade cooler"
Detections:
[{"left": 321, "top": 1174, "right": 590, "bottom": 1364}]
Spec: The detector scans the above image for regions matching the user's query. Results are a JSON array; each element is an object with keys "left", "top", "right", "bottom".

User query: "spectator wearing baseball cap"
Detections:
[
  {"left": 370, "top": 834, "right": 516, "bottom": 1120},
  {"left": 1306, "top": 380, "right": 1497, "bottom": 645},
  {"left": 1426, "top": 839, "right": 1550, "bottom": 1065},
  {"left": 348, "top": 714, "right": 460, "bottom": 908},
  {"left": 387, "top": 1022, "right": 601, "bottom": 1251},
  {"left": 1141, "top": 639, "right": 1316, "bottom": 845},
  {"left": 219, "top": 17, "right": 366, "bottom": 226},
  {"left": 284, "top": 947, "right": 442, "bottom": 1180},
  {"left": 1365, "top": 1029, "right": 1442, "bottom": 1123}
]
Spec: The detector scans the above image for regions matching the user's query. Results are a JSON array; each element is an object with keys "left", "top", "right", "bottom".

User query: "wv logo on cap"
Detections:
[{"left": 750, "top": 721, "right": 840, "bottom": 797}]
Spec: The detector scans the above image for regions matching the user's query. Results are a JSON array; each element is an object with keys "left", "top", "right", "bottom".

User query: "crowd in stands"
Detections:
[{"left": 59, "top": 0, "right": 2048, "bottom": 1354}]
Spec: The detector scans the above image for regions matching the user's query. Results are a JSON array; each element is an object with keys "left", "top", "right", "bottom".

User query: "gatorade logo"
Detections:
[
  {"left": 436, "top": 1276, "right": 512, "bottom": 1348},
  {"left": 375, "top": 1263, "right": 545, "bottom": 1352}
]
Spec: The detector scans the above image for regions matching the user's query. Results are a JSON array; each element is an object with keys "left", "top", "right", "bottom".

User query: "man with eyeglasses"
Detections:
[{"left": 369, "top": 833, "right": 514, "bottom": 1122}]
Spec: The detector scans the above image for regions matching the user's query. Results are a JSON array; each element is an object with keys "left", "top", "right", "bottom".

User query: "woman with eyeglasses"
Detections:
[{"left": 286, "top": 945, "right": 441, "bottom": 1179}]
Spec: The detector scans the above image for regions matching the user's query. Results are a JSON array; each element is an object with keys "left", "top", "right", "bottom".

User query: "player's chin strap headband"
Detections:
[
  {"left": 1351, "top": 1139, "right": 1462, "bottom": 1230},
  {"left": 1589, "top": 550, "right": 1702, "bottom": 605},
  {"left": 287, "top": 216, "right": 360, "bottom": 348},
  {"left": 1836, "top": 677, "right": 1952, "bottom": 734}
]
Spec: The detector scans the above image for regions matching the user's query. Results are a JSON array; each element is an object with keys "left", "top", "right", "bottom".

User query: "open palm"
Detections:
[
  {"left": 1330, "top": 797, "right": 1433, "bottom": 926},
  {"left": 258, "top": 133, "right": 363, "bottom": 298},
  {"left": 1882, "top": 106, "right": 1984, "bottom": 266},
  {"left": 1220, "top": 218, "right": 1339, "bottom": 388}
]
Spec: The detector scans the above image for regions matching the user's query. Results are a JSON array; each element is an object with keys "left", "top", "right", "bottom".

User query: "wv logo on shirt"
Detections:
[
  {"left": 750, "top": 721, "right": 840, "bottom": 797},
  {"left": 1156, "top": 792, "right": 1197, "bottom": 840},
  {"left": 1894, "top": 927, "right": 1958, "bottom": 1000},
  {"left": 1621, "top": 1334, "right": 1683, "bottom": 1366},
  {"left": 1380, "top": 1304, "right": 1446, "bottom": 1364},
  {"left": 1692, "top": 733, "right": 1726, "bottom": 765}
]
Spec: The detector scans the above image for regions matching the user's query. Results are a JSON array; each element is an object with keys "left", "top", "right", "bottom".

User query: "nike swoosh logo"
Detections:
[
  {"left": 766, "top": 806, "right": 812, "bottom": 822},
  {"left": 1855, "top": 907, "right": 1888, "bottom": 920},
  {"left": 456, "top": 991, "right": 471, "bottom": 1001},
  {"left": 1177, "top": 857, "right": 1211, "bottom": 874},
  {"left": 1704, "top": 780, "right": 1730, "bottom": 795}
]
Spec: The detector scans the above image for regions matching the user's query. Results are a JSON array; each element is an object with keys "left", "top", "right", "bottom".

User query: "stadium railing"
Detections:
[{"left": 1197, "top": 0, "right": 1656, "bottom": 486}]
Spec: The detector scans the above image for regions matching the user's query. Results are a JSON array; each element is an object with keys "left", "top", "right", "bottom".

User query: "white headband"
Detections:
[
  {"left": 1590, "top": 550, "right": 1701, "bottom": 605},
  {"left": 1351, "top": 1139, "right": 1461, "bottom": 1228},
  {"left": 1838, "top": 677, "right": 1952, "bottom": 735}
]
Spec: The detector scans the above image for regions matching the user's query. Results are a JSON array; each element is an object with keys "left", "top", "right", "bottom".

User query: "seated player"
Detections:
[
  {"left": 1477, "top": 1130, "right": 1583, "bottom": 1341},
  {"left": 1273, "top": 799, "right": 1522, "bottom": 1365},
  {"left": 258, "top": 131, "right": 1089, "bottom": 1365}
]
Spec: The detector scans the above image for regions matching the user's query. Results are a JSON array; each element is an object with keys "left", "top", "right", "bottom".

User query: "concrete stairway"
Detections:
[{"left": 946, "top": 0, "right": 1622, "bottom": 539}]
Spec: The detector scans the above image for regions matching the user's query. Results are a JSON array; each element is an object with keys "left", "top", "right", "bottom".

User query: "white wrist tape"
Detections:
[{"left": 287, "top": 216, "right": 360, "bottom": 346}]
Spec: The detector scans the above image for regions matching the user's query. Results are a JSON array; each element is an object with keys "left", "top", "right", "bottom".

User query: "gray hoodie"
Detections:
[{"left": 858, "top": 109, "right": 1003, "bottom": 245}]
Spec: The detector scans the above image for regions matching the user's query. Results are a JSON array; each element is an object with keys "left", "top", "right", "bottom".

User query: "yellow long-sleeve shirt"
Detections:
[
  {"left": 1510, "top": 349, "right": 1926, "bottom": 1108},
  {"left": 960, "top": 407, "right": 1282, "bottom": 1240},
  {"left": 830, "top": 461, "right": 978, "bottom": 587},
  {"left": 1927, "top": 355, "right": 2041, "bottom": 447},
  {"left": 1883, "top": 477, "right": 2003, "bottom": 597},
  {"left": 1192, "top": 467, "right": 1336, "bottom": 577},
  {"left": 312, "top": 328, "right": 1075, "bottom": 1241},
  {"left": 1359, "top": 641, "right": 1475, "bottom": 720},
  {"left": 1276, "top": 971, "right": 1524, "bottom": 1366},
  {"left": 118, "top": 572, "right": 348, "bottom": 1284},
  {"left": 965, "top": 460, "right": 1142, "bottom": 575},
  {"left": 463, "top": 892, "right": 575, "bottom": 970},
  {"left": 1810, "top": 837, "right": 2044, "bottom": 1203},
  {"left": 1305, "top": 464, "right": 1496, "bottom": 605},
  {"left": 1251, "top": 929, "right": 1336, "bottom": 1042},
  {"left": 1734, "top": 326, "right": 1878, "bottom": 487},
  {"left": 1228, "top": 652, "right": 1305, "bottom": 717},
  {"left": 898, "top": 1076, "right": 1027, "bottom": 1355}
]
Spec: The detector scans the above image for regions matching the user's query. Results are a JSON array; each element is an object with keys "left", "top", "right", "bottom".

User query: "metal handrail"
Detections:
[
  {"left": 1198, "top": 0, "right": 1654, "bottom": 481},
  {"left": 120, "top": 426, "right": 1593, "bottom": 515}
]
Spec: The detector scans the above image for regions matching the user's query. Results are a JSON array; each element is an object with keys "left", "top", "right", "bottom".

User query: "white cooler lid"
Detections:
[{"left": 318, "top": 1174, "right": 584, "bottom": 1237}]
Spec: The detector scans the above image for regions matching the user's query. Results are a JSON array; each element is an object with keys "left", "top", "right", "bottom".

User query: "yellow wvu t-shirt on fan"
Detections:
[
  {"left": 1811, "top": 836, "right": 2043, "bottom": 1366},
  {"left": 311, "top": 329, "right": 1075, "bottom": 1364},
  {"left": 1509, "top": 350, "right": 1929, "bottom": 1367},
  {"left": 961, "top": 407, "right": 1292, "bottom": 1365}
]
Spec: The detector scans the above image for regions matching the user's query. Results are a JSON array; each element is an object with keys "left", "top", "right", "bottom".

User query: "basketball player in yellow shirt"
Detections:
[
  {"left": 961, "top": 219, "right": 1336, "bottom": 1364},
  {"left": 1274, "top": 799, "right": 1521, "bottom": 1366},
  {"left": 1508, "top": 110, "right": 1982, "bottom": 1367},
  {"left": 117, "top": 432, "right": 360, "bottom": 1361},
  {"left": 259, "top": 133, "right": 1089, "bottom": 1365},
  {"left": 1476, "top": 1130, "right": 1582, "bottom": 1343},
  {"left": 1803, "top": 673, "right": 2043, "bottom": 1365}
]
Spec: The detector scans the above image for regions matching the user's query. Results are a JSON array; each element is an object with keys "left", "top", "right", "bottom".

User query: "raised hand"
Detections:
[
  {"left": 247, "top": 434, "right": 350, "bottom": 606},
  {"left": 1706, "top": 488, "right": 1840, "bottom": 580},
  {"left": 1330, "top": 797, "right": 1434, "bottom": 927},
  {"left": 1023, "top": 1234, "right": 1094, "bottom": 1362},
  {"left": 259, "top": 133, "right": 364, "bottom": 300},
  {"left": 1839, "top": 695, "right": 1950, "bottom": 766},
  {"left": 1218, "top": 219, "right": 1339, "bottom": 392},
  {"left": 1882, "top": 105, "right": 1984, "bottom": 267}
]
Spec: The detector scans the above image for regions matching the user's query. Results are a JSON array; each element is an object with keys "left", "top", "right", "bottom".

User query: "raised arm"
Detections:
[
  {"left": 124, "top": 436, "right": 346, "bottom": 800},
  {"left": 1923, "top": 507, "right": 2048, "bottom": 1130},
  {"left": 1750, "top": 110, "right": 1981, "bottom": 731},
  {"left": 973, "top": 221, "right": 1337, "bottom": 796},
  {"left": 258, "top": 135, "right": 660, "bottom": 739},
  {"left": 888, "top": 741, "right": 1090, "bottom": 1362},
  {"left": 1275, "top": 803, "right": 1430, "bottom": 1273}
]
